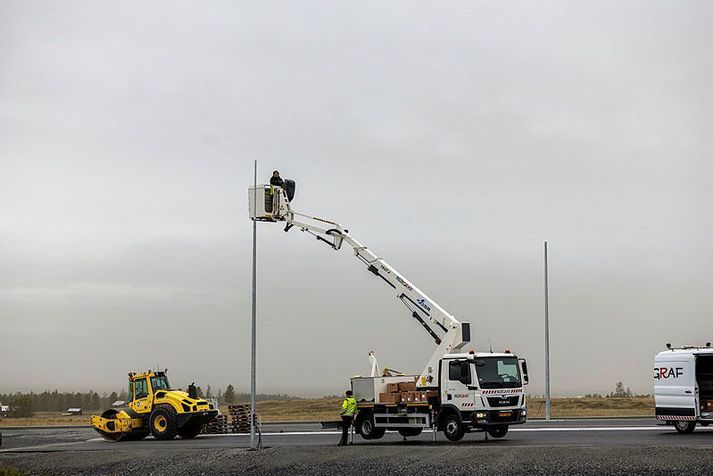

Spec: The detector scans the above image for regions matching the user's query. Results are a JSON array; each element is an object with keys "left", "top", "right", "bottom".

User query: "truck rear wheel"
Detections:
[
  {"left": 397, "top": 428, "right": 423, "bottom": 438},
  {"left": 150, "top": 406, "right": 178, "bottom": 440},
  {"left": 357, "top": 413, "right": 385, "bottom": 440},
  {"left": 443, "top": 414, "right": 465, "bottom": 442},
  {"left": 487, "top": 425, "right": 509, "bottom": 438},
  {"left": 674, "top": 421, "right": 696, "bottom": 434}
]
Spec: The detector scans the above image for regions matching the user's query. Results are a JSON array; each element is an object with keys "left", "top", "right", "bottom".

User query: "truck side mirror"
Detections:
[{"left": 519, "top": 359, "right": 529, "bottom": 385}]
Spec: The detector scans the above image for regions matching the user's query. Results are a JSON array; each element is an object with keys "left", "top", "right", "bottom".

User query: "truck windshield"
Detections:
[
  {"left": 474, "top": 357, "right": 522, "bottom": 389},
  {"left": 150, "top": 375, "right": 170, "bottom": 391}
]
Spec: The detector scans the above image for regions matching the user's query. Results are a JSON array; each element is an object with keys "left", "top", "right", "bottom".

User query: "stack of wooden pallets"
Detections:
[
  {"left": 202, "top": 414, "right": 229, "bottom": 434},
  {"left": 229, "top": 404, "right": 255, "bottom": 433}
]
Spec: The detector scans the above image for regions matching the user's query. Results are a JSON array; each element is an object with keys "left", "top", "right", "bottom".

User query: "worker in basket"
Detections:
[
  {"left": 338, "top": 390, "right": 357, "bottom": 446},
  {"left": 270, "top": 170, "right": 284, "bottom": 187}
]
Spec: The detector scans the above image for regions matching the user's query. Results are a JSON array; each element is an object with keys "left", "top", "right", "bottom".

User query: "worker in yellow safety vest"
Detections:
[{"left": 338, "top": 390, "right": 357, "bottom": 446}]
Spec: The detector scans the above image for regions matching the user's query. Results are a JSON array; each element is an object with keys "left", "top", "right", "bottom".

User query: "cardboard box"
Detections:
[
  {"left": 400, "top": 392, "right": 412, "bottom": 403},
  {"left": 379, "top": 392, "right": 401, "bottom": 404},
  {"left": 425, "top": 390, "right": 439, "bottom": 400},
  {"left": 386, "top": 383, "right": 400, "bottom": 393},
  {"left": 398, "top": 381, "right": 417, "bottom": 392}
]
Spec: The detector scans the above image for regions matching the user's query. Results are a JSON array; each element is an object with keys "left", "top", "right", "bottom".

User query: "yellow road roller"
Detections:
[{"left": 91, "top": 370, "right": 217, "bottom": 442}]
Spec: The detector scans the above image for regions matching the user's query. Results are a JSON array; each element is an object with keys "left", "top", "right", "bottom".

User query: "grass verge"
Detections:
[{"left": 1, "top": 396, "right": 654, "bottom": 426}]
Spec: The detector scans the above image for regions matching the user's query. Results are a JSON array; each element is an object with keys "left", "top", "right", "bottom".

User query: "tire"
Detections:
[
  {"left": 150, "top": 406, "right": 178, "bottom": 440},
  {"left": 487, "top": 425, "right": 509, "bottom": 439},
  {"left": 443, "top": 414, "right": 465, "bottom": 442},
  {"left": 178, "top": 424, "right": 202, "bottom": 439},
  {"left": 356, "top": 413, "right": 386, "bottom": 440},
  {"left": 397, "top": 428, "right": 423, "bottom": 438},
  {"left": 674, "top": 421, "right": 696, "bottom": 434}
]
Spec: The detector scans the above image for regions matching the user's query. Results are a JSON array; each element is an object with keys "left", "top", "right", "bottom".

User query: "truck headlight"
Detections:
[{"left": 476, "top": 412, "right": 487, "bottom": 419}]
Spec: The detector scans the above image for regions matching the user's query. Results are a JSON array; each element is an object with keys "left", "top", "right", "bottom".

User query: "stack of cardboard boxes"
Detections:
[{"left": 378, "top": 379, "right": 438, "bottom": 404}]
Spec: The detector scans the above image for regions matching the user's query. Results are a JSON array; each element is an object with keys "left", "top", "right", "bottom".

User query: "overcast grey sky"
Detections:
[{"left": 1, "top": 1, "right": 712, "bottom": 396}]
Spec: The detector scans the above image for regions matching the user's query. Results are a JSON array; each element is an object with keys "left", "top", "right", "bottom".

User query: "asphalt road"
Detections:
[
  {"left": 2, "top": 418, "right": 713, "bottom": 452},
  {"left": 4, "top": 419, "right": 713, "bottom": 476}
]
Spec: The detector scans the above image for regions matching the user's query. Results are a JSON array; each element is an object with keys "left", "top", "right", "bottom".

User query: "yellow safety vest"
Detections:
[{"left": 340, "top": 397, "right": 357, "bottom": 417}]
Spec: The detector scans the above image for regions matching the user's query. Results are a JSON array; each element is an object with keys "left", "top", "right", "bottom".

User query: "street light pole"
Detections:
[
  {"left": 544, "top": 241, "right": 551, "bottom": 420},
  {"left": 250, "top": 160, "right": 258, "bottom": 448}
]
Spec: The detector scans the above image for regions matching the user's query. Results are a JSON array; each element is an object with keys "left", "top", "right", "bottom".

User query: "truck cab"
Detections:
[
  {"left": 654, "top": 344, "right": 713, "bottom": 433},
  {"left": 439, "top": 352, "right": 528, "bottom": 438}
]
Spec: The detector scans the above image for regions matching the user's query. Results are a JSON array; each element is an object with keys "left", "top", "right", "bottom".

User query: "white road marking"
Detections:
[{"left": 82, "top": 426, "right": 692, "bottom": 438}]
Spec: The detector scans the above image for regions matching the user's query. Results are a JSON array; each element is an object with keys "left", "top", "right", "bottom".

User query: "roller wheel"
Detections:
[
  {"left": 487, "top": 425, "right": 509, "bottom": 438},
  {"left": 398, "top": 428, "right": 423, "bottom": 438},
  {"left": 674, "top": 421, "right": 696, "bottom": 434},
  {"left": 178, "top": 424, "right": 202, "bottom": 439},
  {"left": 150, "top": 406, "right": 178, "bottom": 440},
  {"left": 96, "top": 409, "right": 127, "bottom": 442},
  {"left": 443, "top": 414, "right": 465, "bottom": 442}
]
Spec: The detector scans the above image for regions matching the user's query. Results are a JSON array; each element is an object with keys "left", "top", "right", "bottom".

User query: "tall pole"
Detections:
[
  {"left": 250, "top": 160, "right": 258, "bottom": 448},
  {"left": 544, "top": 241, "right": 551, "bottom": 420}
]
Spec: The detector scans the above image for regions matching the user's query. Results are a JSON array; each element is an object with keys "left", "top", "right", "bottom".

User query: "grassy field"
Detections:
[{"left": 0, "top": 396, "right": 654, "bottom": 427}]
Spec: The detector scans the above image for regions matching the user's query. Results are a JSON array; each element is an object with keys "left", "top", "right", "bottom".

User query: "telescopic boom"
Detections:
[{"left": 249, "top": 184, "right": 471, "bottom": 386}]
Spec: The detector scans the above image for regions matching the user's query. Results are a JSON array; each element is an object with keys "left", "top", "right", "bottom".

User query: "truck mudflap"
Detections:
[
  {"left": 176, "top": 409, "right": 218, "bottom": 428},
  {"left": 471, "top": 408, "right": 527, "bottom": 427}
]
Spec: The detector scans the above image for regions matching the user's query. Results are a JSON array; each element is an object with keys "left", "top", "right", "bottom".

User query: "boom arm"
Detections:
[{"left": 252, "top": 185, "right": 471, "bottom": 386}]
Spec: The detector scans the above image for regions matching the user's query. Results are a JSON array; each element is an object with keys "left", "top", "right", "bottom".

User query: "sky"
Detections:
[{"left": 1, "top": 0, "right": 712, "bottom": 397}]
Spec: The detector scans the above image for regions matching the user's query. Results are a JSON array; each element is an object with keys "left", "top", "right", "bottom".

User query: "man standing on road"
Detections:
[{"left": 338, "top": 390, "right": 357, "bottom": 446}]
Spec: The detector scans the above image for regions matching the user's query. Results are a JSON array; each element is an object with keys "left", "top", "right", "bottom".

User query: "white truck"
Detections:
[
  {"left": 249, "top": 182, "right": 529, "bottom": 441},
  {"left": 654, "top": 343, "right": 713, "bottom": 433}
]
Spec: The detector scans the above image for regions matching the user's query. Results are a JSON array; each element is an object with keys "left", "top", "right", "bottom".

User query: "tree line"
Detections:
[{"left": 0, "top": 385, "right": 297, "bottom": 417}]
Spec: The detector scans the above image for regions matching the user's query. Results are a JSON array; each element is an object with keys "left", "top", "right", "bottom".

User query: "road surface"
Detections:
[{"left": 3, "top": 418, "right": 713, "bottom": 476}]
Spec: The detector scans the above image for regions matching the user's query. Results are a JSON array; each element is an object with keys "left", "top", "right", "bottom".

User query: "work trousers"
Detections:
[{"left": 339, "top": 415, "right": 353, "bottom": 445}]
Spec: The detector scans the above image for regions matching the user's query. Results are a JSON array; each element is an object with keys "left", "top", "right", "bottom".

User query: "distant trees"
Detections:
[
  {"left": 10, "top": 395, "right": 34, "bottom": 417},
  {"left": 0, "top": 391, "right": 115, "bottom": 415},
  {"left": 607, "top": 382, "right": 633, "bottom": 398},
  {"left": 0, "top": 386, "right": 303, "bottom": 416},
  {"left": 223, "top": 385, "right": 236, "bottom": 404}
]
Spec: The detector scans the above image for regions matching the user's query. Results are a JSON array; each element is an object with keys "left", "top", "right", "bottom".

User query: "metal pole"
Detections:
[
  {"left": 544, "top": 241, "right": 551, "bottom": 420},
  {"left": 250, "top": 160, "right": 258, "bottom": 448}
]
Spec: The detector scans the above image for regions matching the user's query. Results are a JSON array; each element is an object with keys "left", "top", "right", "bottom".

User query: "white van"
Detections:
[{"left": 654, "top": 344, "right": 713, "bottom": 433}]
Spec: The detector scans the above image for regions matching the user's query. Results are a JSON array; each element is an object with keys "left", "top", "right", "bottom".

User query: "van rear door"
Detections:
[{"left": 654, "top": 354, "right": 696, "bottom": 420}]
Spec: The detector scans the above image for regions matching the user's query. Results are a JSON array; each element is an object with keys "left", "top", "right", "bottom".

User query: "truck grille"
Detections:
[{"left": 487, "top": 396, "right": 519, "bottom": 407}]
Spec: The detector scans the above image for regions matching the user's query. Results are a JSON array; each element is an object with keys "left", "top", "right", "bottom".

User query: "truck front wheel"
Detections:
[
  {"left": 487, "top": 425, "right": 509, "bottom": 438},
  {"left": 674, "top": 421, "right": 696, "bottom": 434},
  {"left": 443, "top": 415, "right": 465, "bottom": 442}
]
